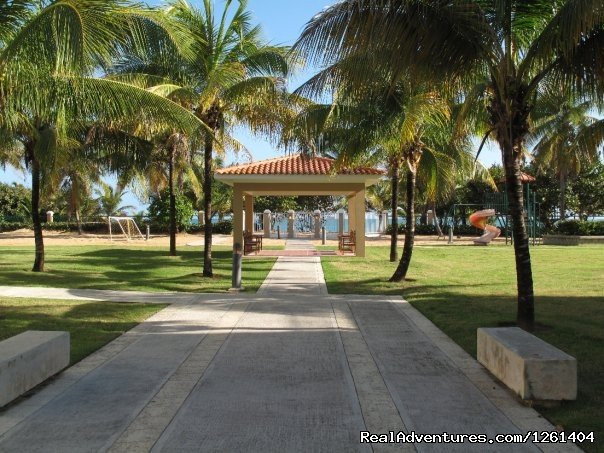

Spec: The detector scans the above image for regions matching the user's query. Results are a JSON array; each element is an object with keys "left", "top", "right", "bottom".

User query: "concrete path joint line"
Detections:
[
  {"left": 108, "top": 301, "right": 251, "bottom": 453},
  {"left": 387, "top": 297, "right": 580, "bottom": 453},
  {"left": 331, "top": 301, "right": 414, "bottom": 453}
]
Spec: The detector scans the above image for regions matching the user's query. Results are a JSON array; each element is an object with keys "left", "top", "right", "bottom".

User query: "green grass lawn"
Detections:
[
  {"left": 0, "top": 246, "right": 276, "bottom": 293},
  {"left": 0, "top": 297, "right": 164, "bottom": 365},
  {"left": 321, "top": 245, "right": 604, "bottom": 452}
]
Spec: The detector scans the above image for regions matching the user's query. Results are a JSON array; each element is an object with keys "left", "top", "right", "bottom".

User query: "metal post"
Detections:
[
  {"left": 146, "top": 225, "right": 150, "bottom": 241},
  {"left": 230, "top": 242, "right": 243, "bottom": 291},
  {"left": 448, "top": 226, "right": 453, "bottom": 244},
  {"left": 321, "top": 226, "right": 326, "bottom": 245},
  {"left": 277, "top": 225, "right": 281, "bottom": 239}
]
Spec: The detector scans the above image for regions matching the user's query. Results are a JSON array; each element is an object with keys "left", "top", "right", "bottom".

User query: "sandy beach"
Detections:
[{"left": 0, "top": 229, "right": 506, "bottom": 247}]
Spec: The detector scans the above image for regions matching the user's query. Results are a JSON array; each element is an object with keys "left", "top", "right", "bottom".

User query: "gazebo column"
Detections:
[
  {"left": 347, "top": 195, "right": 355, "bottom": 233},
  {"left": 244, "top": 194, "right": 254, "bottom": 233},
  {"left": 354, "top": 189, "right": 366, "bottom": 257},
  {"left": 232, "top": 185, "right": 244, "bottom": 250}
]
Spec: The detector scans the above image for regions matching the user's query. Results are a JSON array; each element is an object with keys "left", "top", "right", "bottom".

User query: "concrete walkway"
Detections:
[{"left": 0, "top": 240, "right": 578, "bottom": 452}]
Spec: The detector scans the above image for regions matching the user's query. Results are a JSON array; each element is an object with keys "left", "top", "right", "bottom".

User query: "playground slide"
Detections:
[{"left": 469, "top": 209, "right": 501, "bottom": 245}]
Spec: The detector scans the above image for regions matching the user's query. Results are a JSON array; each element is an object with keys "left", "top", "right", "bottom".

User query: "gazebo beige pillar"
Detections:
[
  {"left": 347, "top": 195, "right": 353, "bottom": 234},
  {"left": 244, "top": 194, "right": 254, "bottom": 233}
]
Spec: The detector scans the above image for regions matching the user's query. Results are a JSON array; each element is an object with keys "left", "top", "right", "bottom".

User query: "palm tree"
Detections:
[
  {"left": 95, "top": 183, "right": 135, "bottom": 217},
  {"left": 286, "top": 82, "right": 405, "bottom": 262},
  {"left": 166, "top": 133, "right": 189, "bottom": 255},
  {"left": 184, "top": 156, "right": 233, "bottom": 223},
  {"left": 366, "top": 180, "right": 391, "bottom": 232},
  {"left": 294, "top": 0, "right": 604, "bottom": 330},
  {"left": 294, "top": 56, "right": 461, "bottom": 279},
  {"left": 56, "top": 160, "right": 101, "bottom": 235},
  {"left": 0, "top": 1, "right": 205, "bottom": 272},
  {"left": 530, "top": 88, "right": 602, "bottom": 219},
  {"left": 113, "top": 0, "right": 292, "bottom": 276},
  {"left": 174, "top": 0, "right": 292, "bottom": 276},
  {"left": 387, "top": 97, "right": 465, "bottom": 282}
]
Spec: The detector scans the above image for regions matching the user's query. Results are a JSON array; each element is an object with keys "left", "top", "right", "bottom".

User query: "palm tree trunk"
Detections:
[
  {"left": 75, "top": 209, "right": 83, "bottom": 235},
  {"left": 390, "top": 167, "right": 416, "bottom": 282},
  {"left": 433, "top": 203, "right": 444, "bottom": 237},
  {"left": 72, "top": 178, "right": 83, "bottom": 235},
  {"left": 31, "top": 153, "right": 44, "bottom": 272},
  {"left": 202, "top": 134, "right": 213, "bottom": 277},
  {"left": 558, "top": 173, "right": 566, "bottom": 220},
  {"left": 169, "top": 147, "right": 177, "bottom": 256},
  {"left": 389, "top": 158, "right": 399, "bottom": 262},
  {"left": 502, "top": 140, "right": 535, "bottom": 331}
]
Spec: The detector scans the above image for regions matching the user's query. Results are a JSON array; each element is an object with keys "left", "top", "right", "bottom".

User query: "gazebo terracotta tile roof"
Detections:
[
  {"left": 215, "top": 154, "right": 384, "bottom": 176},
  {"left": 498, "top": 172, "right": 536, "bottom": 184}
]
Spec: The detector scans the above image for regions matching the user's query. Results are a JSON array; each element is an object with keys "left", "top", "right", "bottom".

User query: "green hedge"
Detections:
[
  {"left": 552, "top": 220, "right": 604, "bottom": 236},
  {"left": 186, "top": 220, "right": 233, "bottom": 235},
  {"left": 0, "top": 221, "right": 108, "bottom": 233},
  {"left": 384, "top": 223, "right": 487, "bottom": 236},
  {"left": 0, "top": 221, "right": 31, "bottom": 232},
  {"left": 0, "top": 219, "right": 236, "bottom": 235}
]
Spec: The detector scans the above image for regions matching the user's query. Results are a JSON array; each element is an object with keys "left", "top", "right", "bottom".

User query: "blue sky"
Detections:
[{"left": 1, "top": 0, "right": 501, "bottom": 210}]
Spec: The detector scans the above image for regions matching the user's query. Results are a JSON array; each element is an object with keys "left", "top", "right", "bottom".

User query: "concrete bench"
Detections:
[
  {"left": 0, "top": 331, "right": 70, "bottom": 407},
  {"left": 477, "top": 327, "right": 576, "bottom": 401}
]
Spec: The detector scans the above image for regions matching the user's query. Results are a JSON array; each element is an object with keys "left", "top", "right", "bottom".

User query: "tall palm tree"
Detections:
[
  {"left": 0, "top": 0, "right": 204, "bottom": 272},
  {"left": 387, "top": 97, "right": 466, "bottom": 282},
  {"left": 114, "top": 0, "right": 292, "bottom": 276},
  {"left": 365, "top": 180, "right": 391, "bottom": 232},
  {"left": 294, "top": 0, "right": 604, "bottom": 330},
  {"left": 56, "top": 158, "right": 102, "bottom": 234},
  {"left": 95, "top": 183, "right": 135, "bottom": 217},
  {"left": 288, "top": 72, "right": 406, "bottom": 263},
  {"left": 176, "top": 0, "right": 292, "bottom": 276},
  {"left": 160, "top": 131, "right": 190, "bottom": 256},
  {"left": 294, "top": 56, "right": 462, "bottom": 280},
  {"left": 530, "top": 88, "right": 602, "bottom": 219}
]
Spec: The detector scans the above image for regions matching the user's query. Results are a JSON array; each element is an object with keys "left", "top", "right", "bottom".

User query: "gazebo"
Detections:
[{"left": 215, "top": 154, "right": 384, "bottom": 257}]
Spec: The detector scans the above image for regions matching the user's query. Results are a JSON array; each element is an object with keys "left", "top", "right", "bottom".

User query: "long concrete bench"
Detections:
[
  {"left": 0, "top": 331, "right": 70, "bottom": 407},
  {"left": 477, "top": 327, "right": 576, "bottom": 401}
]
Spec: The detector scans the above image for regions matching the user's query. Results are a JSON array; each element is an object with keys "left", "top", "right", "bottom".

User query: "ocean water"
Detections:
[{"left": 191, "top": 212, "right": 398, "bottom": 234}]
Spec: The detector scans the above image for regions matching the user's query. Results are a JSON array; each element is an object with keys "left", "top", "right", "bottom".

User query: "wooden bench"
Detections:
[
  {"left": 244, "top": 232, "right": 262, "bottom": 255},
  {"left": 338, "top": 230, "right": 356, "bottom": 253},
  {"left": 0, "top": 331, "right": 70, "bottom": 407},
  {"left": 477, "top": 327, "right": 577, "bottom": 401}
]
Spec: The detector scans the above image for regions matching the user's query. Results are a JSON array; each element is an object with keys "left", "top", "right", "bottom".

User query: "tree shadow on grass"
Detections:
[
  {"left": 326, "top": 276, "right": 495, "bottom": 297},
  {"left": 0, "top": 246, "right": 276, "bottom": 293},
  {"left": 0, "top": 301, "right": 163, "bottom": 364}
]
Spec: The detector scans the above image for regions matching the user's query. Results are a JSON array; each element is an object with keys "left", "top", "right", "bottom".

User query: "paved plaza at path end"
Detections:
[{"left": 0, "top": 240, "right": 578, "bottom": 452}]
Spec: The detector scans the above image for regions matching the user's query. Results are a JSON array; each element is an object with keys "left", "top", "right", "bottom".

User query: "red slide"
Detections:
[{"left": 469, "top": 209, "right": 501, "bottom": 245}]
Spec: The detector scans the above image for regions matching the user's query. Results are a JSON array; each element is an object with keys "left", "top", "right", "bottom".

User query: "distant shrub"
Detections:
[
  {"left": 384, "top": 223, "right": 483, "bottom": 236},
  {"left": 148, "top": 191, "right": 195, "bottom": 231},
  {"left": 212, "top": 220, "right": 233, "bottom": 234},
  {"left": 552, "top": 220, "right": 604, "bottom": 236},
  {"left": 0, "top": 221, "right": 109, "bottom": 233},
  {"left": 0, "top": 221, "right": 31, "bottom": 232},
  {"left": 181, "top": 220, "right": 233, "bottom": 235}
]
